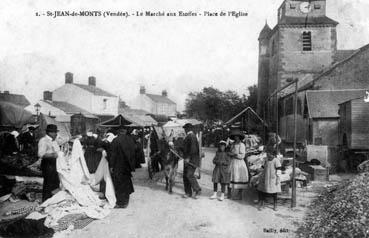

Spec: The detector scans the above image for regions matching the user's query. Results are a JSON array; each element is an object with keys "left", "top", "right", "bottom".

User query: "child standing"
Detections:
[
  {"left": 210, "top": 141, "right": 231, "bottom": 201},
  {"left": 257, "top": 145, "right": 282, "bottom": 211}
]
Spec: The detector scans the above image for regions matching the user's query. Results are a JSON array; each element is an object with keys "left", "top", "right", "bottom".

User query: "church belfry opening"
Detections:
[{"left": 302, "top": 31, "right": 312, "bottom": 51}]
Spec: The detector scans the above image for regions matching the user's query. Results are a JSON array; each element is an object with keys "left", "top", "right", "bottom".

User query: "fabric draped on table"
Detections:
[{"left": 26, "top": 138, "right": 115, "bottom": 230}]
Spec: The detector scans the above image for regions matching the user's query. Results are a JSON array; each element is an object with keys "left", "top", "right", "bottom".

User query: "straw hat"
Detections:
[{"left": 229, "top": 128, "right": 245, "bottom": 140}]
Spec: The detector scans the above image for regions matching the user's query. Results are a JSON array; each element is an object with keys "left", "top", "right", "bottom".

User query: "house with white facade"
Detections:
[
  {"left": 25, "top": 91, "right": 98, "bottom": 123},
  {"left": 51, "top": 72, "right": 119, "bottom": 118},
  {"left": 129, "top": 86, "right": 177, "bottom": 117}
]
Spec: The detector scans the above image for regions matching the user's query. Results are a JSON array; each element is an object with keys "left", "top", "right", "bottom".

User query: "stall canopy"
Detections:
[
  {"left": 163, "top": 118, "right": 202, "bottom": 138},
  {"left": 0, "top": 101, "right": 35, "bottom": 129},
  {"left": 99, "top": 114, "right": 157, "bottom": 128},
  {"left": 225, "top": 107, "right": 266, "bottom": 130}
]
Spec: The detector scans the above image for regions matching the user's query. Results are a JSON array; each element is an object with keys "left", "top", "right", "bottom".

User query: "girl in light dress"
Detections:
[{"left": 210, "top": 141, "right": 231, "bottom": 201}]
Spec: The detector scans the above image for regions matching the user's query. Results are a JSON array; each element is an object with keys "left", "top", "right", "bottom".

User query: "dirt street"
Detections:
[{"left": 61, "top": 148, "right": 317, "bottom": 238}]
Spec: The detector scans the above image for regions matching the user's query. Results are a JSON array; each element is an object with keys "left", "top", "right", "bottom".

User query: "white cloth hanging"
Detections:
[
  {"left": 32, "top": 139, "right": 116, "bottom": 228},
  {"left": 56, "top": 139, "right": 116, "bottom": 208}
]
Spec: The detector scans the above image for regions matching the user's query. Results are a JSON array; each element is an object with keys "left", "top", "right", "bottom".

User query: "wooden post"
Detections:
[
  {"left": 276, "top": 93, "right": 279, "bottom": 152},
  {"left": 263, "top": 103, "right": 267, "bottom": 143},
  {"left": 291, "top": 80, "right": 298, "bottom": 208},
  {"left": 141, "top": 126, "right": 145, "bottom": 152},
  {"left": 198, "top": 130, "right": 203, "bottom": 179}
]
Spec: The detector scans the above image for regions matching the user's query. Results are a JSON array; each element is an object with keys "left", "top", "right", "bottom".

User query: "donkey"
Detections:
[{"left": 149, "top": 128, "right": 182, "bottom": 194}]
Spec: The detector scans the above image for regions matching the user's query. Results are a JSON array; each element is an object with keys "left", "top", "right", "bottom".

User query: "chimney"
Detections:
[
  {"left": 65, "top": 72, "right": 73, "bottom": 84},
  {"left": 4, "top": 91, "right": 9, "bottom": 94},
  {"left": 43, "top": 91, "right": 52, "bottom": 101},
  {"left": 140, "top": 86, "right": 146, "bottom": 94},
  {"left": 162, "top": 90, "right": 168, "bottom": 97},
  {"left": 88, "top": 76, "right": 96, "bottom": 86}
]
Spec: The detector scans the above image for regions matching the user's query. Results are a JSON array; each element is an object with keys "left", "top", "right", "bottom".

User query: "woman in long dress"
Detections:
[{"left": 228, "top": 129, "right": 249, "bottom": 200}]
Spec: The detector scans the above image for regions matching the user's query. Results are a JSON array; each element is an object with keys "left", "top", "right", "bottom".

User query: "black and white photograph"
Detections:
[{"left": 0, "top": 0, "right": 369, "bottom": 237}]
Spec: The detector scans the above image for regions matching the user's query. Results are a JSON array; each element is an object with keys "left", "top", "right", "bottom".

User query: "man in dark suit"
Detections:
[
  {"left": 182, "top": 123, "right": 201, "bottom": 199},
  {"left": 110, "top": 127, "right": 136, "bottom": 208}
]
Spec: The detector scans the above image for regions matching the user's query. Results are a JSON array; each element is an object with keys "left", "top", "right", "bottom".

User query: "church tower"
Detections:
[
  {"left": 257, "top": 0, "right": 338, "bottom": 129},
  {"left": 272, "top": 0, "right": 338, "bottom": 92}
]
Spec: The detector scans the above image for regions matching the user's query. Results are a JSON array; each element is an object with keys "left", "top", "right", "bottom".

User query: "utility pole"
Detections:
[
  {"left": 291, "top": 79, "right": 298, "bottom": 208},
  {"left": 263, "top": 79, "right": 299, "bottom": 208}
]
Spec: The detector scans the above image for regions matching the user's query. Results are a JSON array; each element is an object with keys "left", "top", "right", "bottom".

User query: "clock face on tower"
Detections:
[{"left": 300, "top": 2, "right": 312, "bottom": 13}]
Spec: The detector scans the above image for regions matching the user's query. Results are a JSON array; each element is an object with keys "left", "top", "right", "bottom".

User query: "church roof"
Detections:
[
  {"left": 258, "top": 23, "right": 272, "bottom": 40},
  {"left": 279, "top": 16, "right": 338, "bottom": 26},
  {"left": 280, "top": 43, "right": 369, "bottom": 99},
  {"left": 300, "top": 43, "right": 369, "bottom": 92},
  {"left": 333, "top": 50, "right": 357, "bottom": 63}
]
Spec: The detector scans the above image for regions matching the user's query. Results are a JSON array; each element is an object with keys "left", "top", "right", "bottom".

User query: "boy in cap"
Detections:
[{"left": 38, "top": 124, "right": 60, "bottom": 201}]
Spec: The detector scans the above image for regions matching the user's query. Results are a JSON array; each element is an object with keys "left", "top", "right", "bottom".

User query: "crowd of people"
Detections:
[
  {"left": 208, "top": 129, "right": 282, "bottom": 211},
  {"left": 0, "top": 125, "right": 38, "bottom": 158},
  {"left": 37, "top": 124, "right": 146, "bottom": 209},
  {"left": 33, "top": 120, "right": 285, "bottom": 214}
]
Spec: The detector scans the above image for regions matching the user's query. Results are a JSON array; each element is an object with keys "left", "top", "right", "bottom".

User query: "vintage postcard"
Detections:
[{"left": 0, "top": 0, "right": 368, "bottom": 237}]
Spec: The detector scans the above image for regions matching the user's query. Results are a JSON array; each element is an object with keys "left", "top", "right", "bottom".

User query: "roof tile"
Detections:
[
  {"left": 0, "top": 93, "right": 30, "bottom": 108},
  {"left": 73, "top": 84, "right": 116, "bottom": 97},
  {"left": 43, "top": 100, "right": 97, "bottom": 118},
  {"left": 145, "top": 94, "right": 176, "bottom": 105},
  {"left": 306, "top": 90, "right": 368, "bottom": 118}
]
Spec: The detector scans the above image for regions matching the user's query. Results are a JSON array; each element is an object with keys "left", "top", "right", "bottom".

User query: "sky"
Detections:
[{"left": 0, "top": 0, "right": 369, "bottom": 112}]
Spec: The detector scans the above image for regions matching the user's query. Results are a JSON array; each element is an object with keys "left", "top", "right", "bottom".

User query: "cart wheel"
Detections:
[{"left": 147, "top": 156, "right": 153, "bottom": 179}]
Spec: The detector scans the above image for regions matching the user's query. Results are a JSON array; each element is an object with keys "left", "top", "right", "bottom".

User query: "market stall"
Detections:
[
  {"left": 0, "top": 101, "right": 35, "bottom": 130},
  {"left": 0, "top": 102, "right": 43, "bottom": 177},
  {"left": 162, "top": 118, "right": 202, "bottom": 140}
]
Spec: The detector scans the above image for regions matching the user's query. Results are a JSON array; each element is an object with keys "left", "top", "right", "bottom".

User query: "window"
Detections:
[
  {"left": 290, "top": 3, "right": 296, "bottom": 9},
  {"left": 302, "top": 31, "right": 312, "bottom": 51},
  {"left": 314, "top": 4, "right": 321, "bottom": 9},
  {"left": 284, "top": 96, "right": 302, "bottom": 115},
  {"left": 278, "top": 100, "right": 284, "bottom": 118},
  {"left": 303, "top": 97, "right": 309, "bottom": 118},
  {"left": 103, "top": 98, "right": 107, "bottom": 110},
  {"left": 285, "top": 97, "right": 294, "bottom": 115},
  {"left": 297, "top": 98, "right": 302, "bottom": 115}
]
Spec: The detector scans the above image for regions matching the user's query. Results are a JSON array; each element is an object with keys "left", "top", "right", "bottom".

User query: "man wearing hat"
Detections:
[
  {"left": 38, "top": 124, "right": 60, "bottom": 201},
  {"left": 182, "top": 123, "right": 201, "bottom": 199}
]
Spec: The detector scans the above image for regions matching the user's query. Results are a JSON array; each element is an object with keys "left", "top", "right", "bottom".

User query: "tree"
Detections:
[{"left": 185, "top": 85, "right": 258, "bottom": 123}]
